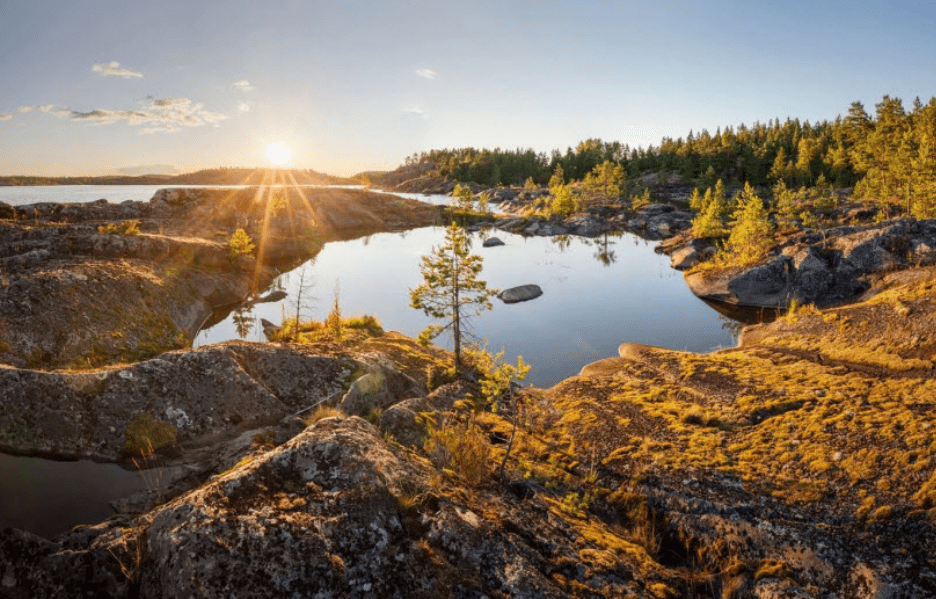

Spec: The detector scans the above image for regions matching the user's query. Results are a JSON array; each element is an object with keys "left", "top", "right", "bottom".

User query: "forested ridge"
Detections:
[{"left": 407, "top": 95, "right": 936, "bottom": 218}]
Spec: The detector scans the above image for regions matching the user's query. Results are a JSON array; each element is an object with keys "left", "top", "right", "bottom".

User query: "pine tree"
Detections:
[
  {"left": 691, "top": 199, "right": 727, "bottom": 239},
  {"left": 549, "top": 184, "right": 578, "bottom": 217},
  {"left": 410, "top": 223, "right": 496, "bottom": 371},
  {"left": 713, "top": 179, "right": 727, "bottom": 208},
  {"left": 724, "top": 188, "right": 774, "bottom": 265},
  {"left": 582, "top": 160, "right": 626, "bottom": 205},
  {"left": 689, "top": 188, "right": 704, "bottom": 213},
  {"left": 548, "top": 164, "right": 565, "bottom": 192}
]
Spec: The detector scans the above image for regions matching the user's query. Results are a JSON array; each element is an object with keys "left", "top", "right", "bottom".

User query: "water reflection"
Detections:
[
  {"left": 232, "top": 305, "right": 255, "bottom": 339},
  {"left": 197, "top": 227, "right": 740, "bottom": 388},
  {"left": 550, "top": 234, "right": 573, "bottom": 252},
  {"left": 591, "top": 234, "right": 618, "bottom": 266}
]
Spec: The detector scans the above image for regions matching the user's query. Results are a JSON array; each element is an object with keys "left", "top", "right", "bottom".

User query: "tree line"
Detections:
[{"left": 406, "top": 95, "right": 936, "bottom": 218}]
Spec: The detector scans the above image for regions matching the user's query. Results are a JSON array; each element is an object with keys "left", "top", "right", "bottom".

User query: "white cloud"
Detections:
[
  {"left": 70, "top": 97, "right": 228, "bottom": 134},
  {"left": 237, "top": 101, "right": 251, "bottom": 113},
  {"left": 404, "top": 107, "right": 425, "bottom": 115},
  {"left": 0, "top": 114, "right": 11, "bottom": 121},
  {"left": 415, "top": 68, "right": 438, "bottom": 80},
  {"left": 232, "top": 80, "right": 255, "bottom": 92},
  {"left": 92, "top": 61, "right": 143, "bottom": 78},
  {"left": 19, "top": 104, "right": 57, "bottom": 113}
]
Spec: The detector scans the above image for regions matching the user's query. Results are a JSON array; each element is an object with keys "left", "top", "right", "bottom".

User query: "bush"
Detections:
[
  {"left": 228, "top": 228, "right": 255, "bottom": 259},
  {"left": 423, "top": 415, "right": 491, "bottom": 487},
  {"left": 121, "top": 413, "right": 177, "bottom": 457},
  {"left": 98, "top": 220, "right": 141, "bottom": 236}
]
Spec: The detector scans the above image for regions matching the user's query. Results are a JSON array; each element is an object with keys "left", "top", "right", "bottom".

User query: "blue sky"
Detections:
[{"left": 1, "top": 0, "right": 935, "bottom": 176}]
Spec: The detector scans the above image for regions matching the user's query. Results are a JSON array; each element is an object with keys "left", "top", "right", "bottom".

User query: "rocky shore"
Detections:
[
  {"left": 667, "top": 217, "right": 936, "bottom": 309},
  {"left": 1, "top": 186, "right": 935, "bottom": 597},
  {"left": 0, "top": 187, "right": 440, "bottom": 369}
]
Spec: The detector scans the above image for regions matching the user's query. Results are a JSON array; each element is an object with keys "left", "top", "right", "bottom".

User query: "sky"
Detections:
[{"left": 1, "top": 0, "right": 935, "bottom": 177}]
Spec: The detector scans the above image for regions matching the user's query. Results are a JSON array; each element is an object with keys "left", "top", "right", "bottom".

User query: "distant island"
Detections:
[{"left": 0, "top": 167, "right": 353, "bottom": 187}]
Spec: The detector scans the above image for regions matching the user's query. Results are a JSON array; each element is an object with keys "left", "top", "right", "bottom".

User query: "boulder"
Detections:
[
  {"left": 498, "top": 284, "right": 543, "bottom": 304},
  {"left": 260, "top": 318, "right": 281, "bottom": 340},
  {"left": 482, "top": 236, "right": 505, "bottom": 247},
  {"left": 670, "top": 245, "right": 700, "bottom": 270}
]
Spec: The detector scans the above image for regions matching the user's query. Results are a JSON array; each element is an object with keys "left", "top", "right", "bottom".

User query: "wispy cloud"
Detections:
[
  {"left": 19, "top": 104, "right": 58, "bottom": 113},
  {"left": 415, "top": 68, "right": 438, "bottom": 80},
  {"left": 0, "top": 114, "right": 11, "bottom": 121},
  {"left": 92, "top": 61, "right": 143, "bottom": 78},
  {"left": 232, "top": 80, "right": 255, "bottom": 92},
  {"left": 70, "top": 97, "right": 228, "bottom": 134},
  {"left": 237, "top": 101, "right": 251, "bottom": 113},
  {"left": 404, "top": 107, "right": 425, "bottom": 115}
]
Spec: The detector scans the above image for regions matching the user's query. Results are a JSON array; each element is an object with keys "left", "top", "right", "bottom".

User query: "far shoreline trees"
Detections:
[{"left": 404, "top": 94, "right": 936, "bottom": 219}]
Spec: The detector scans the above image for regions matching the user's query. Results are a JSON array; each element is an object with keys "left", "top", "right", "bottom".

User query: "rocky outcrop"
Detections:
[
  {"left": 685, "top": 218, "right": 936, "bottom": 308},
  {"left": 0, "top": 342, "right": 354, "bottom": 461},
  {"left": 493, "top": 203, "right": 694, "bottom": 240},
  {"left": 498, "top": 284, "right": 543, "bottom": 304},
  {"left": 0, "top": 187, "right": 442, "bottom": 368}
]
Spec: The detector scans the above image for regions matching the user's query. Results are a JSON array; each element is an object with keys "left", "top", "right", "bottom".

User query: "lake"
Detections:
[
  {"left": 197, "top": 226, "right": 739, "bottom": 388},
  {"left": 0, "top": 184, "right": 460, "bottom": 208}
]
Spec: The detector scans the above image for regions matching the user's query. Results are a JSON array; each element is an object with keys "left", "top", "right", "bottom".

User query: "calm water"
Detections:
[
  {"left": 197, "top": 227, "right": 738, "bottom": 388},
  {"left": 0, "top": 453, "right": 148, "bottom": 538},
  {"left": 0, "top": 184, "right": 457, "bottom": 208}
]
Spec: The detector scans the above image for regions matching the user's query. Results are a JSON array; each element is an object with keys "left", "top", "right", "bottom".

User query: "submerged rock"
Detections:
[{"left": 498, "top": 284, "right": 543, "bottom": 304}]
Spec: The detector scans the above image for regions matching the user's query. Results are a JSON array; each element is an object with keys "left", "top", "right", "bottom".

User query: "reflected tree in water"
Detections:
[
  {"left": 718, "top": 314, "right": 744, "bottom": 342},
  {"left": 550, "top": 234, "right": 573, "bottom": 253},
  {"left": 592, "top": 233, "right": 617, "bottom": 266},
  {"left": 232, "top": 305, "right": 256, "bottom": 339}
]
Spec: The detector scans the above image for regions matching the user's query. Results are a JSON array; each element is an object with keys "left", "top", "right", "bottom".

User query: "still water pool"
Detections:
[
  {"left": 197, "top": 227, "right": 739, "bottom": 388},
  {"left": 0, "top": 453, "right": 149, "bottom": 538}
]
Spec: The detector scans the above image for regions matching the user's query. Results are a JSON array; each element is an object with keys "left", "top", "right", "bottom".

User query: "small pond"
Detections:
[
  {"left": 0, "top": 453, "right": 150, "bottom": 538},
  {"left": 197, "top": 227, "right": 740, "bottom": 388}
]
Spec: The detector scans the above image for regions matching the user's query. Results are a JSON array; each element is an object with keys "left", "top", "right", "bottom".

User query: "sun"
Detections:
[{"left": 266, "top": 141, "right": 292, "bottom": 166}]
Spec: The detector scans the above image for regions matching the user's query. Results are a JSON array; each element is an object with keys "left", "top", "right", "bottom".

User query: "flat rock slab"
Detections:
[{"left": 498, "top": 284, "right": 543, "bottom": 304}]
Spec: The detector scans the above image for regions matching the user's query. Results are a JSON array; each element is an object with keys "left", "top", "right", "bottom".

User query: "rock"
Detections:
[
  {"left": 685, "top": 218, "right": 936, "bottom": 308},
  {"left": 498, "top": 284, "right": 543, "bottom": 304},
  {"left": 482, "top": 236, "right": 505, "bottom": 247},
  {"left": 670, "top": 246, "right": 700, "bottom": 271},
  {"left": 134, "top": 416, "right": 575, "bottom": 599},
  {"left": 0, "top": 342, "right": 351, "bottom": 460},
  {"left": 911, "top": 240, "right": 936, "bottom": 265},
  {"left": 260, "top": 318, "right": 281, "bottom": 340},
  {"left": 338, "top": 370, "right": 392, "bottom": 416},
  {"left": 789, "top": 246, "right": 834, "bottom": 300}
]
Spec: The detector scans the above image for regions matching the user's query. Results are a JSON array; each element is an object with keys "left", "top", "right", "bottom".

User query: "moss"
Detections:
[{"left": 121, "top": 413, "right": 177, "bottom": 457}]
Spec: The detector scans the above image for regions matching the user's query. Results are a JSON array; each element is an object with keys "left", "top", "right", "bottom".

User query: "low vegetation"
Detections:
[{"left": 98, "top": 220, "right": 141, "bottom": 236}]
